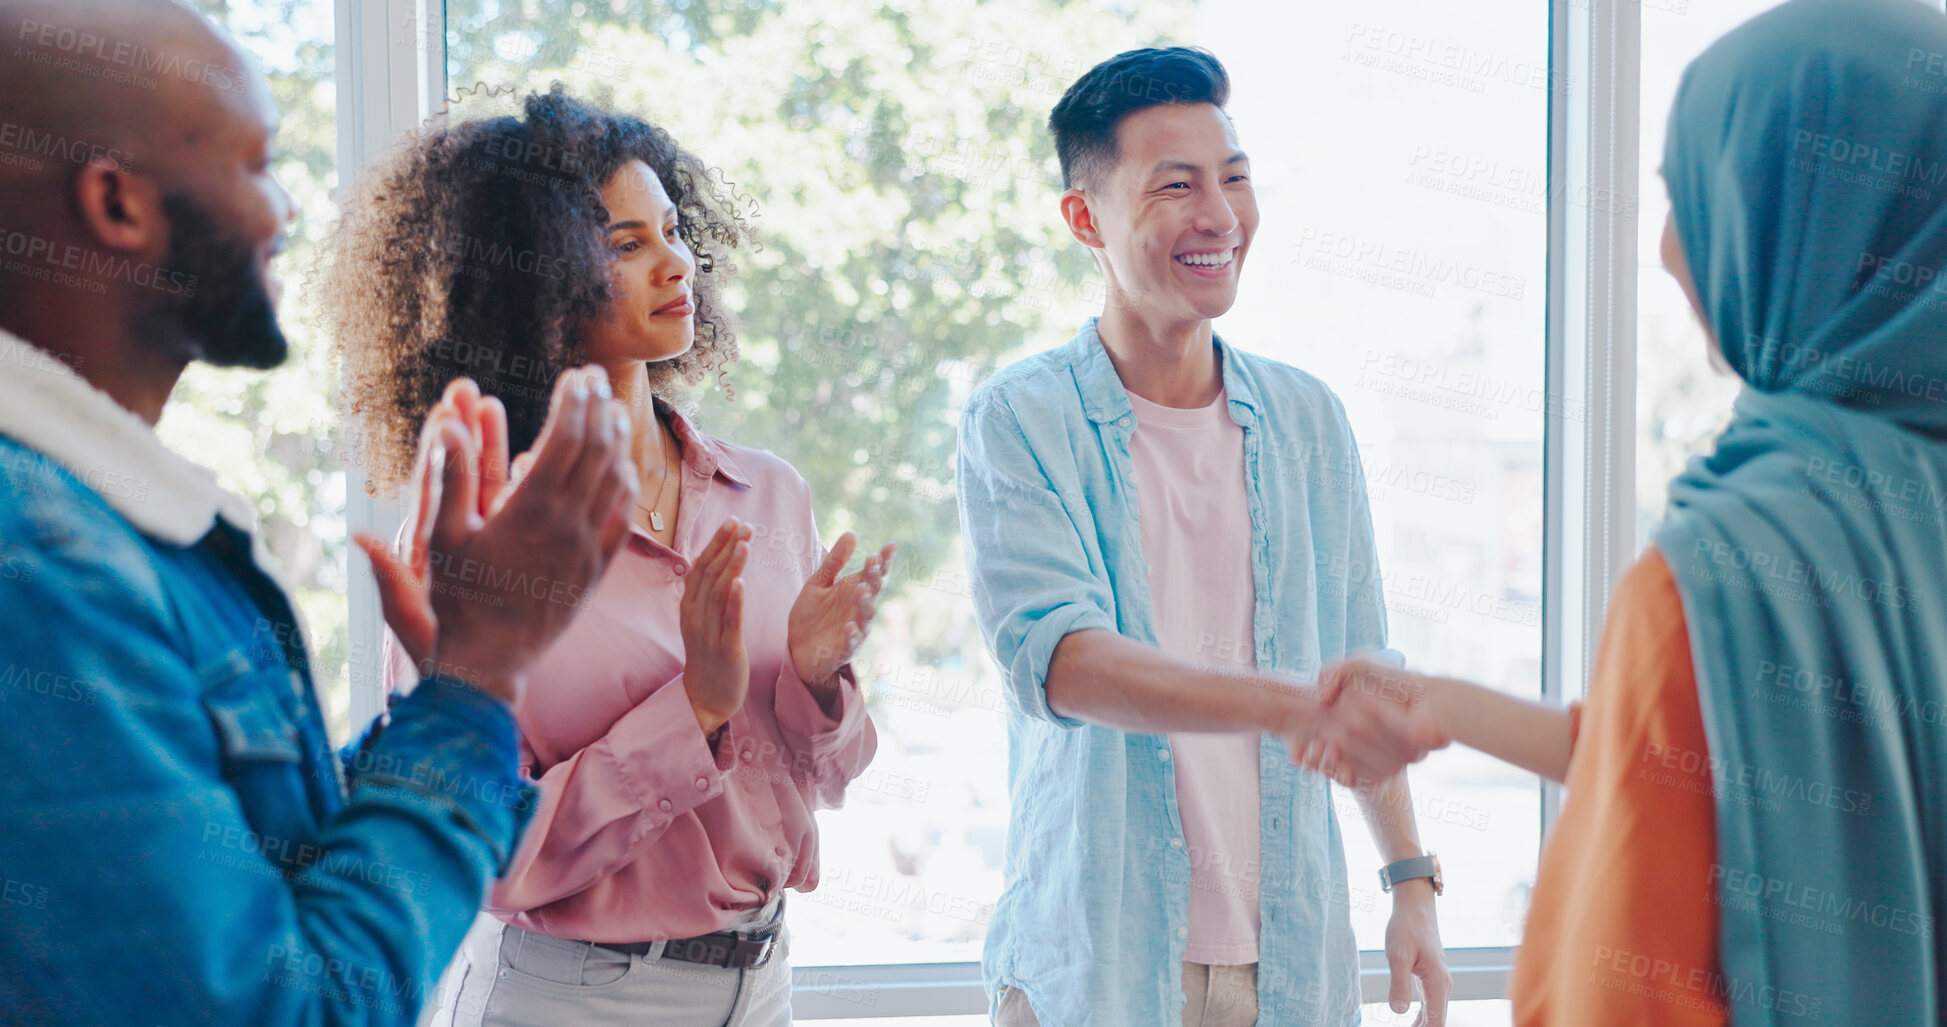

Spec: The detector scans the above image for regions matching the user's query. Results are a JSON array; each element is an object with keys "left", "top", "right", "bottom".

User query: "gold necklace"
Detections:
[{"left": 635, "top": 420, "right": 677, "bottom": 533}]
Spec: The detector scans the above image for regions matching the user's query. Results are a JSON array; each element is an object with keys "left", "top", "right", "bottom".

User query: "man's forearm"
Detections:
[
  {"left": 1356, "top": 770, "right": 1427, "bottom": 864},
  {"left": 1045, "top": 628, "right": 1311, "bottom": 735},
  {"left": 1357, "top": 773, "right": 1442, "bottom": 916}
]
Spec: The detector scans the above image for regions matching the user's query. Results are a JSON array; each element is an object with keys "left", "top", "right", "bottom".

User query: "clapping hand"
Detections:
[
  {"left": 355, "top": 367, "right": 639, "bottom": 703},
  {"left": 355, "top": 376, "right": 519, "bottom": 669},
  {"left": 788, "top": 532, "right": 896, "bottom": 689},
  {"left": 681, "top": 517, "right": 753, "bottom": 735}
]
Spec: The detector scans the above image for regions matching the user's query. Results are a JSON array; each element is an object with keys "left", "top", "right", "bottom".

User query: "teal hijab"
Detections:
[{"left": 1656, "top": 0, "right": 1947, "bottom": 1022}]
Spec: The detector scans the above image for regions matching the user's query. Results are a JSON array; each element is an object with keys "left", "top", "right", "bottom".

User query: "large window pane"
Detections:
[
  {"left": 446, "top": 0, "right": 1544, "bottom": 966},
  {"left": 161, "top": 0, "right": 347, "bottom": 738},
  {"left": 1214, "top": 0, "right": 1546, "bottom": 948},
  {"left": 447, "top": 0, "right": 1192, "bottom": 966}
]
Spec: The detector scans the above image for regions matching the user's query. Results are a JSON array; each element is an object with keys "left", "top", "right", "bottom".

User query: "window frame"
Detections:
[
  {"left": 336, "top": 0, "right": 442, "bottom": 733},
  {"left": 330, "top": 0, "right": 1646, "bottom": 1014},
  {"left": 1544, "top": 0, "right": 1640, "bottom": 822}
]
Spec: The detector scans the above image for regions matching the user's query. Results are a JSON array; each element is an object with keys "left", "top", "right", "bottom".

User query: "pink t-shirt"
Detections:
[
  {"left": 1126, "top": 387, "right": 1263, "bottom": 966},
  {"left": 384, "top": 401, "right": 876, "bottom": 943}
]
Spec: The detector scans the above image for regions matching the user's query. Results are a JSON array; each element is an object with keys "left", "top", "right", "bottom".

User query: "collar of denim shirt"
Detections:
[{"left": 1069, "top": 316, "right": 1261, "bottom": 432}]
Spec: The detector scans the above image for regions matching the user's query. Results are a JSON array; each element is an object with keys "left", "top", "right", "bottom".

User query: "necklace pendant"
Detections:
[{"left": 650, "top": 510, "right": 666, "bottom": 532}]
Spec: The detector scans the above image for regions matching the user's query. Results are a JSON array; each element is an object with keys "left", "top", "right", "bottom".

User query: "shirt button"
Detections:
[
  {"left": 1157, "top": 749, "right": 1171, "bottom": 762},
  {"left": 1170, "top": 837, "right": 1184, "bottom": 850},
  {"left": 1176, "top": 927, "right": 1188, "bottom": 940},
  {"left": 695, "top": 776, "right": 710, "bottom": 791},
  {"left": 675, "top": 562, "right": 690, "bottom": 575},
  {"left": 1270, "top": 817, "right": 1282, "bottom": 830},
  {"left": 658, "top": 798, "right": 674, "bottom": 813},
  {"left": 775, "top": 845, "right": 789, "bottom": 858}
]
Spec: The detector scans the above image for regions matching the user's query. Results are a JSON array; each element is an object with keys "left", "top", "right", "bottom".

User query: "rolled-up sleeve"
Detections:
[{"left": 956, "top": 392, "right": 1116, "bottom": 728}]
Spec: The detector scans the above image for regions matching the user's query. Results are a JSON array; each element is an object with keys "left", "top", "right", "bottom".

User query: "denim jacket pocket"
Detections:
[
  {"left": 200, "top": 656, "right": 316, "bottom": 865},
  {"left": 203, "top": 658, "right": 303, "bottom": 764}
]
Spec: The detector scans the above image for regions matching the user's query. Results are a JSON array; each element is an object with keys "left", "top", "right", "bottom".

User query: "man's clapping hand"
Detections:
[{"left": 355, "top": 367, "right": 639, "bottom": 704}]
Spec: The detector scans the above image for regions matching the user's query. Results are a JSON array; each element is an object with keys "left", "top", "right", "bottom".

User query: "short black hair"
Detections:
[{"left": 1048, "top": 46, "right": 1231, "bottom": 190}]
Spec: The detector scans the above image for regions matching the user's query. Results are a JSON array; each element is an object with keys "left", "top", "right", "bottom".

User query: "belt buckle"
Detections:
[{"left": 734, "top": 933, "right": 777, "bottom": 969}]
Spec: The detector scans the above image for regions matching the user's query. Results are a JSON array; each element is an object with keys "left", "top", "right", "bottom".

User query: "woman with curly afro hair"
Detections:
[{"left": 317, "top": 86, "right": 896, "bottom": 1026}]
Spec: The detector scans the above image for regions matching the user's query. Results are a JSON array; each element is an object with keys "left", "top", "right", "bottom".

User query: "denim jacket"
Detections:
[
  {"left": 958, "top": 318, "right": 1396, "bottom": 1027},
  {"left": 0, "top": 329, "right": 535, "bottom": 1024}
]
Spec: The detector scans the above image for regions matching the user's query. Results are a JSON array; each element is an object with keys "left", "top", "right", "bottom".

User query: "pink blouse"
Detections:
[{"left": 386, "top": 402, "right": 877, "bottom": 943}]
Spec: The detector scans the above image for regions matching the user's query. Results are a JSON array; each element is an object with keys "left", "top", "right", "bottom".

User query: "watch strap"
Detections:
[{"left": 1379, "top": 854, "right": 1440, "bottom": 893}]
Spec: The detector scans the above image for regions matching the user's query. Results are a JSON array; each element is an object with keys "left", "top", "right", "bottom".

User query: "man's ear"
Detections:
[
  {"left": 72, "top": 155, "right": 165, "bottom": 255},
  {"left": 1059, "top": 188, "right": 1106, "bottom": 249}
]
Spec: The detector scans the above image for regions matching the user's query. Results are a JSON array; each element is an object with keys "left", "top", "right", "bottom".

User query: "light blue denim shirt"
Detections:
[{"left": 957, "top": 318, "right": 1396, "bottom": 1027}]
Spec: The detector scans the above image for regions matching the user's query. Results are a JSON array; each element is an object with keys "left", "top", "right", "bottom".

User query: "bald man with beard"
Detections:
[{"left": 0, "top": 2, "right": 643, "bottom": 1022}]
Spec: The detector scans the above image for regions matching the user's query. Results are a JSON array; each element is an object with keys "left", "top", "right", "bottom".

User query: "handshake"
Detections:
[{"left": 1282, "top": 656, "right": 1456, "bottom": 788}]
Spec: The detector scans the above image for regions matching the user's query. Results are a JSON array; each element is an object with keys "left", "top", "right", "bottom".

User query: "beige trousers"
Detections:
[
  {"left": 421, "top": 896, "right": 791, "bottom": 1027},
  {"left": 994, "top": 962, "right": 1258, "bottom": 1027}
]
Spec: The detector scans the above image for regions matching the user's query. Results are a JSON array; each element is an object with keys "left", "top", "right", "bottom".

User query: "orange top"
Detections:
[{"left": 1511, "top": 550, "right": 1730, "bottom": 1027}]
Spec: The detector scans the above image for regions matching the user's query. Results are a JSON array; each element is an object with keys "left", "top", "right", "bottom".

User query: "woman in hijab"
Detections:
[{"left": 1310, "top": 0, "right": 1947, "bottom": 1023}]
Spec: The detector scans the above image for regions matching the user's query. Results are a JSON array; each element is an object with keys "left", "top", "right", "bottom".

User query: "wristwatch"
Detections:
[{"left": 1378, "top": 853, "right": 1443, "bottom": 896}]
